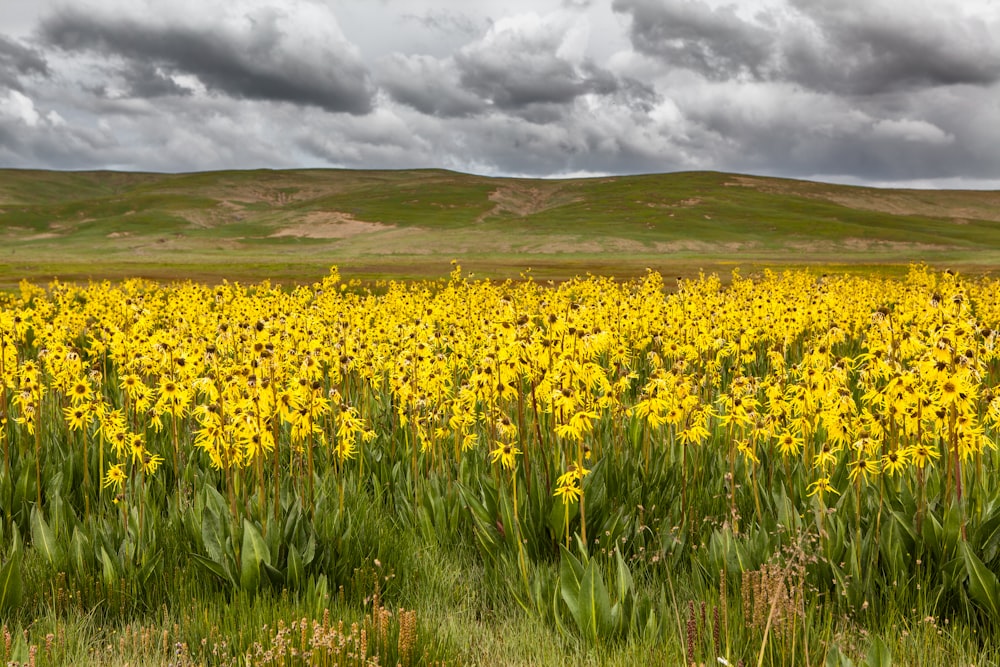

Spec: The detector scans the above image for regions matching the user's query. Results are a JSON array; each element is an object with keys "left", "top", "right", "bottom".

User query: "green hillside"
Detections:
[{"left": 2, "top": 168, "right": 999, "bottom": 283}]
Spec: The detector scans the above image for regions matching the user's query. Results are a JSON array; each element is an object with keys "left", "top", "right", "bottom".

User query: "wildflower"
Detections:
[
  {"left": 807, "top": 477, "right": 839, "bottom": 499},
  {"left": 103, "top": 464, "right": 127, "bottom": 491},
  {"left": 489, "top": 442, "right": 521, "bottom": 470}
]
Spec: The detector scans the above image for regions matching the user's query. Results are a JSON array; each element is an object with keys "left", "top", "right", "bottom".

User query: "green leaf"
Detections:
[
  {"left": 864, "top": 636, "right": 892, "bottom": 667},
  {"left": 7, "top": 522, "right": 21, "bottom": 560},
  {"left": 138, "top": 550, "right": 163, "bottom": 587},
  {"left": 578, "top": 561, "right": 613, "bottom": 645},
  {"left": 263, "top": 562, "right": 284, "bottom": 587},
  {"left": 975, "top": 508, "right": 1000, "bottom": 562},
  {"left": 240, "top": 519, "right": 270, "bottom": 592},
  {"left": 70, "top": 527, "right": 91, "bottom": 576},
  {"left": 0, "top": 551, "right": 23, "bottom": 613},
  {"left": 614, "top": 547, "right": 633, "bottom": 604},
  {"left": 9, "top": 631, "right": 29, "bottom": 664},
  {"left": 201, "top": 500, "right": 227, "bottom": 565},
  {"left": 191, "top": 553, "right": 233, "bottom": 586},
  {"left": 99, "top": 545, "right": 118, "bottom": 588},
  {"left": 961, "top": 541, "right": 1000, "bottom": 619},
  {"left": 826, "top": 644, "right": 856, "bottom": 667},
  {"left": 288, "top": 543, "right": 304, "bottom": 590},
  {"left": 560, "top": 546, "right": 584, "bottom": 633},
  {"left": 30, "top": 506, "right": 62, "bottom": 568}
]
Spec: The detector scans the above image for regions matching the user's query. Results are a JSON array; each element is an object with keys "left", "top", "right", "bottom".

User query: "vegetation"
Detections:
[
  {"left": 1, "top": 264, "right": 1000, "bottom": 665},
  {"left": 2, "top": 168, "right": 1000, "bottom": 285}
]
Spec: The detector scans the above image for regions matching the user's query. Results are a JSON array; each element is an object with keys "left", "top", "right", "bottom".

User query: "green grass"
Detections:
[{"left": 2, "top": 168, "right": 999, "bottom": 285}]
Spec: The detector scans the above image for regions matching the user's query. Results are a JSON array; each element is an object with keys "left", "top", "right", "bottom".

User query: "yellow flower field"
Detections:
[{"left": 2, "top": 264, "right": 1000, "bottom": 665}]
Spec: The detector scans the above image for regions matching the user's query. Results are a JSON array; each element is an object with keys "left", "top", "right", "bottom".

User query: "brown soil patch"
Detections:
[
  {"left": 270, "top": 211, "right": 395, "bottom": 239},
  {"left": 476, "top": 184, "right": 579, "bottom": 222}
]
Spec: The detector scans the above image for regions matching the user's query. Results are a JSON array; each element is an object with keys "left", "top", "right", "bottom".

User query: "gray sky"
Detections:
[{"left": 1, "top": 0, "right": 999, "bottom": 187}]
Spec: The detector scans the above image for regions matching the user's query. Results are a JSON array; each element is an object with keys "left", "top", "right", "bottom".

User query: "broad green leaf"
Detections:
[
  {"left": 0, "top": 551, "right": 23, "bottom": 613},
  {"left": 578, "top": 562, "right": 612, "bottom": 644},
  {"left": 865, "top": 636, "right": 892, "bottom": 667},
  {"left": 240, "top": 519, "right": 270, "bottom": 592},
  {"left": 9, "top": 632, "right": 29, "bottom": 664},
  {"left": 614, "top": 547, "right": 633, "bottom": 603},
  {"left": 7, "top": 522, "right": 21, "bottom": 559},
  {"left": 70, "top": 527, "right": 91, "bottom": 576},
  {"left": 30, "top": 507, "right": 62, "bottom": 568},
  {"left": 99, "top": 545, "right": 117, "bottom": 588},
  {"left": 191, "top": 553, "right": 233, "bottom": 586},
  {"left": 826, "top": 645, "right": 856, "bottom": 667},
  {"left": 263, "top": 562, "right": 284, "bottom": 587},
  {"left": 201, "top": 501, "right": 226, "bottom": 565},
  {"left": 560, "top": 546, "right": 584, "bottom": 633},
  {"left": 288, "top": 543, "right": 303, "bottom": 590},
  {"left": 301, "top": 535, "right": 316, "bottom": 566},
  {"left": 138, "top": 550, "right": 163, "bottom": 587},
  {"left": 975, "top": 508, "right": 1000, "bottom": 562},
  {"left": 961, "top": 541, "right": 1000, "bottom": 619}
]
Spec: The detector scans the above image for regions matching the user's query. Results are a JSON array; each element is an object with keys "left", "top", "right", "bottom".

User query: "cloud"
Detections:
[
  {"left": 454, "top": 14, "right": 620, "bottom": 110},
  {"left": 375, "top": 53, "right": 485, "bottom": 118},
  {"left": 378, "top": 11, "right": 655, "bottom": 124},
  {"left": 610, "top": 0, "right": 776, "bottom": 80},
  {"left": 0, "top": 0, "right": 998, "bottom": 187},
  {"left": 399, "top": 9, "right": 481, "bottom": 36},
  {"left": 113, "top": 61, "right": 193, "bottom": 98},
  {"left": 613, "top": 0, "right": 1000, "bottom": 95},
  {"left": 787, "top": 0, "right": 1000, "bottom": 94},
  {"left": 38, "top": 1, "right": 375, "bottom": 113},
  {"left": 871, "top": 118, "right": 952, "bottom": 145},
  {"left": 0, "top": 34, "right": 49, "bottom": 90}
]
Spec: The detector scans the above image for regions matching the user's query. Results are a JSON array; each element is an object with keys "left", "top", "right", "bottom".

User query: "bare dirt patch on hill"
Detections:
[{"left": 270, "top": 211, "right": 395, "bottom": 239}]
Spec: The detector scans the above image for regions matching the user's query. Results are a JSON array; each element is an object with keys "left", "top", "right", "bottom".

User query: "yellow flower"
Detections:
[
  {"left": 103, "top": 463, "right": 127, "bottom": 491},
  {"left": 848, "top": 453, "right": 880, "bottom": 483},
  {"left": 142, "top": 452, "right": 165, "bottom": 475},
  {"left": 775, "top": 431, "right": 802, "bottom": 457},
  {"left": 489, "top": 441, "right": 521, "bottom": 470},
  {"left": 69, "top": 379, "right": 92, "bottom": 404},
  {"left": 807, "top": 477, "right": 839, "bottom": 498},
  {"left": 553, "top": 481, "right": 582, "bottom": 504},
  {"left": 63, "top": 404, "right": 91, "bottom": 431},
  {"left": 882, "top": 449, "right": 908, "bottom": 476},
  {"left": 907, "top": 443, "right": 940, "bottom": 469}
]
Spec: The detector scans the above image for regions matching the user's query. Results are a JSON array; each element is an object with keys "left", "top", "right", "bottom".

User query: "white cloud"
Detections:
[
  {"left": 872, "top": 118, "right": 953, "bottom": 145},
  {"left": 0, "top": 89, "right": 41, "bottom": 126}
]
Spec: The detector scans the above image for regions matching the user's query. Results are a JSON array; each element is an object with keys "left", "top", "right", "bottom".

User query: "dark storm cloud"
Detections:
[
  {"left": 378, "top": 12, "right": 656, "bottom": 124},
  {"left": 454, "top": 22, "right": 621, "bottom": 111},
  {"left": 116, "top": 61, "right": 191, "bottom": 98},
  {"left": 376, "top": 53, "right": 486, "bottom": 117},
  {"left": 785, "top": 1, "right": 1000, "bottom": 95},
  {"left": 1, "top": 0, "right": 998, "bottom": 186},
  {"left": 38, "top": 8, "right": 375, "bottom": 113},
  {"left": 0, "top": 34, "right": 49, "bottom": 90},
  {"left": 456, "top": 52, "right": 619, "bottom": 108},
  {"left": 296, "top": 107, "right": 687, "bottom": 177},
  {"left": 613, "top": 0, "right": 1000, "bottom": 95},
  {"left": 610, "top": 0, "right": 776, "bottom": 80}
]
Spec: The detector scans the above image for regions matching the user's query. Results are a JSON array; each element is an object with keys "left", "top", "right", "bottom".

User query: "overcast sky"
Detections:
[{"left": 1, "top": 0, "right": 999, "bottom": 188}]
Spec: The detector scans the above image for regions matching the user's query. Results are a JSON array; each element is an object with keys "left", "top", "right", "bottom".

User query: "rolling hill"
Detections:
[{"left": 2, "top": 168, "right": 999, "bottom": 283}]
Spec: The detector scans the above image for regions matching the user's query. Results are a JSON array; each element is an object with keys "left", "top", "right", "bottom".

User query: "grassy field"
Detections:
[
  {"left": 3, "top": 266, "right": 1000, "bottom": 666},
  {"left": 2, "top": 168, "right": 1000, "bottom": 285},
  {"left": 3, "top": 169, "right": 1000, "bottom": 666}
]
